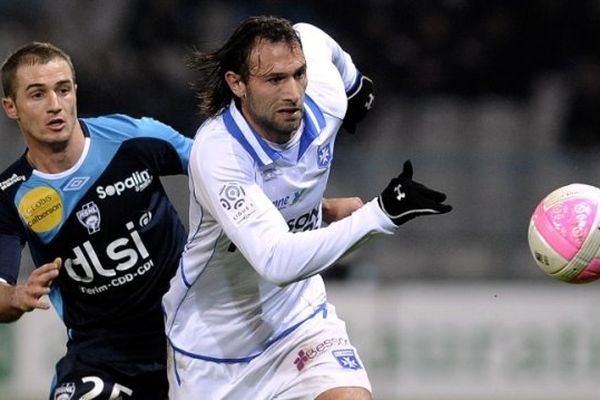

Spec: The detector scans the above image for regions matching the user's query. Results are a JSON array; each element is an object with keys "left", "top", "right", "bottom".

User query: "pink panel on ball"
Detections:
[
  {"left": 532, "top": 202, "right": 579, "bottom": 260},
  {"left": 574, "top": 258, "right": 600, "bottom": 283}
]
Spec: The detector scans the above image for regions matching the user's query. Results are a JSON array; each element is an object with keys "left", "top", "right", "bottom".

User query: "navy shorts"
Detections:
[{"left": 50, "top": 354, "right": 168, "bottom": 400}]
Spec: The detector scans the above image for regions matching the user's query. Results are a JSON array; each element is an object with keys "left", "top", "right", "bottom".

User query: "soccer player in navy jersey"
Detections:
[
  {"left": 0, "top": 41, "right": 192, "bottom": 400},
  {"left": 163, "top": 15, "right": 452, "bottom": 399}
]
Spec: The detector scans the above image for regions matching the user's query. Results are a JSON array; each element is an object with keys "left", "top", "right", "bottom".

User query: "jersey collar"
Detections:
[{"left": 223, "top": 94, "right": 326, "bottom": 167}]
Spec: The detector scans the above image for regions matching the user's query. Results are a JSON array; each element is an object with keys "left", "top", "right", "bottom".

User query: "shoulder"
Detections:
[
  {"left": 294, "top": 22, "right": 327, "bottom": 42},
  {"left": 0, "top": 158, "right": 31, "bottom": 195},
  {"left": 82, "top": 114, "right": 182, "bottom": 142},
  {"left": 189, "top": 116, "right": 254, "bottom": 178},
  {"left": 192, "top": 117, "right": 241, "bottom": 160},
  {"left": 293, "top": 24, "right": 348, "bottom": 119},
  {"left": 192, "top": 116, "right": 228, "bottom": 148}
]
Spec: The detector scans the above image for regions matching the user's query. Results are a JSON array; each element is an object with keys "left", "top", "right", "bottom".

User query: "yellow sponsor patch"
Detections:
[{"left": 18, "top": 186, "right": 63, "bottom": 232}]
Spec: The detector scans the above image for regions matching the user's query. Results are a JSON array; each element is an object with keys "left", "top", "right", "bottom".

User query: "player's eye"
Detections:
[
  {"left": 57, "top": 84, "right": 72, "bottom": 95},
  {"left": 268, "top": 76, "right": 284, "bottom": 84},
  {"left": 29, "top": 90, "right": 44, "bottom": 99}
]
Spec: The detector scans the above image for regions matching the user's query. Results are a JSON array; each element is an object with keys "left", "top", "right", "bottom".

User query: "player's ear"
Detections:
[
  {"left": 225, "top": 71, "right": 246, "bottom": 99},
  {"left": 2, "top": 97, "right": 18, "bottom": 120}
]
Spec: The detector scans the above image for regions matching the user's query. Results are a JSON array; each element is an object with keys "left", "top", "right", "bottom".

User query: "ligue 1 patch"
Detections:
[
  {"left": 332, "top": 349, "right": 363, "bottom": 370},
  {"left": 219, "top": 182, "right": 256, "bottom": 225},
  {"left": 317, "top": 143, "right": 332, "bottom": 169},
  {"left": 54, "top": 382, "right": 75, "bottom": 400},
  {"left": 18, "top": 186, "right": 63, "bottom": 232},
  {"left": 76, "top": 201, "right": 101, "bottom": 234}
]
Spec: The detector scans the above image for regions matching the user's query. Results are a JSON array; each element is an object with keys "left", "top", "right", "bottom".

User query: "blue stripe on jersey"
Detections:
[
  {"left": 83, "top": 114, "right": 191, "bottom": 170},
  {"left": 12, "top": 115, "right": 190, "bottom": 244},
  {"left": 298, "top": 94, "right": 326, "bottom": 160},
  {"left": 49, "top": 285, "right": 64, "bottom": 319},
  {"left": 170, "top": 302, "right": 328, "bottom": 363},
  {"left": 223, "top": 109, "right": 273, "bottom": 167},
  {"left": 14, "top": 137, "right": 118, "bottom": 243},
  {"left": 223, "top": 95, "right": 326, "bottom": 166},
  {"left": 346, "top": 71, "right": 363, "bottom": 95},
  {"left": 304, "top": 94, "right": 326, "bottom": 129}
]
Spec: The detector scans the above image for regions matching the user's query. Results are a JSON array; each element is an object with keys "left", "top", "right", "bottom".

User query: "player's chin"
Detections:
[{"left": 277, "top": 118, "right": 301, "bottom": 133}]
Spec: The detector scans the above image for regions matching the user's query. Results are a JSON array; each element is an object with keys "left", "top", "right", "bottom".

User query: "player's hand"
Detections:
[
  {"left": 342, "top": 74, "right": 374, "bottom": 134},
  {"left": 322, "top": 197, "right": 364, "bottom": 224},
  {"left": 378, "top": 161, "right": 452, "bottom": 226},
  {"left": 13, "top": 258, "right": 61, "bottom": 312}
]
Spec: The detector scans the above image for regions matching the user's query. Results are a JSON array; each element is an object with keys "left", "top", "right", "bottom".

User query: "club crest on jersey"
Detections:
[
  {"left": 332, "top": 349, "right": 363, "bottom": 370},
  {"left": 54, "top": 382, "right": 75, "bottom": 400},
  {"left": 317, "top": 143, "right": 332, "bottom": 169},
  {"left": 219, "top": 182, "right": 256, "bottom": 225},
  {"left": 76, "top": 201, "right": 101, "bottom": 234}
]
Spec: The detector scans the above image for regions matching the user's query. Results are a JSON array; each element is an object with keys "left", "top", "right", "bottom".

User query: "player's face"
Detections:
[
  {"left": 1, "top": 58, "right": 78, "bottom": 152},
  {"left": 239, "top": 40, "right": 307, "bottom": 144}
]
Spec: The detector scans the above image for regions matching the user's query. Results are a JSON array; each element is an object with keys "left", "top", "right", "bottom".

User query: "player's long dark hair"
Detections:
[{"left": 187, "top": 15, "right": 302, "bottom": 118}]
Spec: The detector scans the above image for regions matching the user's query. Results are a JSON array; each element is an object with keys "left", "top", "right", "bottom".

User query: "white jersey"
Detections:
[{"left": 162, "top": 22, "right": 396, "bottom": 362}]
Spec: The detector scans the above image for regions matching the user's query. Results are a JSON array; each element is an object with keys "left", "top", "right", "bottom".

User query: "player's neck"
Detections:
[{"left": 27, "top": 130, "right": 85, "bottom": 174}]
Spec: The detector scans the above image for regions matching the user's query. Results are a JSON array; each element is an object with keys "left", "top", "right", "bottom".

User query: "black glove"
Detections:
[
  {"left": 378, "top": 160, "right": 452, "bottom": 226},
  {"left": 342, "top": 74, "right": 374, "bottom": 134}
]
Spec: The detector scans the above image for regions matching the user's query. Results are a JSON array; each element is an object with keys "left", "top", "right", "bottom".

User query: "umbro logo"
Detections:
[{"left": 62, "top": 176, "right": 90, "bottom": 191}]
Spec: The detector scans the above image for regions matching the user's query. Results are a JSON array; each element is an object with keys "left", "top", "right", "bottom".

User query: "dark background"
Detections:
[{"left": 2, "top": 0, "right": 599, "bottom": 282}]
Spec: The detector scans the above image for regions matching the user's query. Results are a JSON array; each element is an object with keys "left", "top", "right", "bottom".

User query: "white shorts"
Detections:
[{"left": 167, "top": 304, "right": 371, "bottom": 399}]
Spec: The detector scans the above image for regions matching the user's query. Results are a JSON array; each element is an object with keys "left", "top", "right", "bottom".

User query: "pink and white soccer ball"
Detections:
[{"left": 528, "top": 183, "right": 600, "bottom": 283}]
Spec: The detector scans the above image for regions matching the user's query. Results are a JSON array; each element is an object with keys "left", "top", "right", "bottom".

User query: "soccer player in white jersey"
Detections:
[{"left": 163, "top": 15, "right": 452, "bottom": 399}]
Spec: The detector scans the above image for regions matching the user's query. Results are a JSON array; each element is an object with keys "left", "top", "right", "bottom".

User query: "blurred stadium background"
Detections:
[{"left": 1, "top": 1, "right": 599, "bottom": 399}]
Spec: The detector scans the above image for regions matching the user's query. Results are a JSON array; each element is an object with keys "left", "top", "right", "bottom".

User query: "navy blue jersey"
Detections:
[{"left": 0, "top": 114, "right": 191, "bottom": 371}]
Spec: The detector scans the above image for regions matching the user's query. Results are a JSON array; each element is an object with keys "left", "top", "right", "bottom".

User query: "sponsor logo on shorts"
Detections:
[
  {"left": 294, "top": 337, "right": 349, "bottom": 371},
  {"left": 0, "top": 173, "right": 26, "bottom": 190},
  {"left": 54, "top": 382, "right": 75, "bottom": 400},
  {"left": 332, "top": 349, "right": 363, "bottom": 370}
]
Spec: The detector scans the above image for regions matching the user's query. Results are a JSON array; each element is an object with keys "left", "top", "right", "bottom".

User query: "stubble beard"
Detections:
[{"left": 258, "top": 110, "right": 303, "bottom": 143}]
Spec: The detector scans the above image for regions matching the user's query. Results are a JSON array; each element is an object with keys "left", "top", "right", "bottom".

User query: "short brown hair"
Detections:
[{"left": 1, "top": 41, "right": 76, "bottom": 99}]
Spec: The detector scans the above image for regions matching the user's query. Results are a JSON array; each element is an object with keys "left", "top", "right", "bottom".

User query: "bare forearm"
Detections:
[
  {"left": 0, "top": 284, "right": 24, "bottom": 323},
  {"left": 322, "top": 197, "right": 364, "bottom": 224}
]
